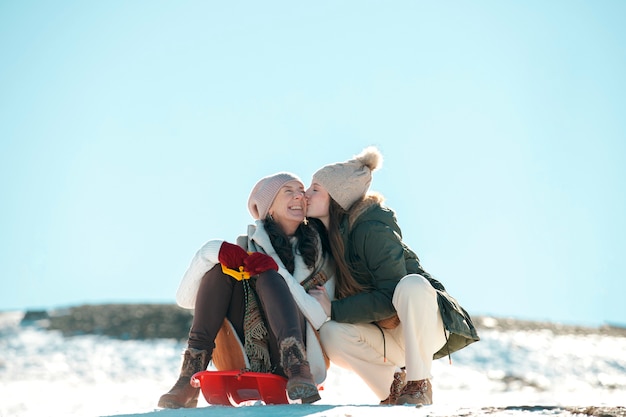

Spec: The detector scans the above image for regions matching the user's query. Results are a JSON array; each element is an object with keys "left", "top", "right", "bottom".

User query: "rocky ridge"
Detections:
[{"left": 18, "top": 303, "right": 626, "bottom": 340}]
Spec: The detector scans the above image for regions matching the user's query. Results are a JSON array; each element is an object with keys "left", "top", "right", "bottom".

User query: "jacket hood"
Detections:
[{"left": 346, "top": 192, "right": 388, "bottom": 230}]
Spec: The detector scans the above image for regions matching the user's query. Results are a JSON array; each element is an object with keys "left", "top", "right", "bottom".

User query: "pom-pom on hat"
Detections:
[
  {"left": 313, "top": 146, "right": 383, "bottom": 210},
  {"left": 248, "top": 172, "right": 304, "bottom": 220}
]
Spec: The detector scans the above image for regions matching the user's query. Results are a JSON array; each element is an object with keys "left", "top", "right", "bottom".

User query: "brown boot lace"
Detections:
[
  {"left": 380, "top": 369, "right": 407, "bottom": 405},
  {"left": 158, "top": 348, "right": 209, "bottom": 409},
  {"left": 395, "top": 379, "right": 432, "bottom": 405},
  {"left": 280, "top": 337, "right": 320, "bottom": 403}
]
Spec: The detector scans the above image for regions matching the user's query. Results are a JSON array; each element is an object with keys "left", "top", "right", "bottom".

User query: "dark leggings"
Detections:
[{"left": 187, "top": 265, "right": 306, "bottom": 370}]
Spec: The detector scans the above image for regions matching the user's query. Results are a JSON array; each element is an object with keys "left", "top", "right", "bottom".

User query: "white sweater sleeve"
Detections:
[
  {"left": 277, "top": 265, "right": 329, "bottom": 330},
  {"left": 175, "top": 239, "right": 224, "bottom": 309}
]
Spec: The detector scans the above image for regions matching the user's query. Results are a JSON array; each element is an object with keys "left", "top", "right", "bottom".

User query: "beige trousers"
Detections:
[{"left": 319, "top": 274, "right": 447, "bottom": 400}]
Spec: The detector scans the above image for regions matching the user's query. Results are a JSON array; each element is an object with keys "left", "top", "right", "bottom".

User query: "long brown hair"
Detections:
[
  {"left": 263, "top": 216, "right": 320, "bottom": 274},
  {"left": 327, "top": 199, "right": 366, "bottom": 299}
]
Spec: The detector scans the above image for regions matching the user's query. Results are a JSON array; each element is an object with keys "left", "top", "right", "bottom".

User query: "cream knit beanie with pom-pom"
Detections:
[{"left": 312, "top": 146, "right": 383, "bottom": 210}]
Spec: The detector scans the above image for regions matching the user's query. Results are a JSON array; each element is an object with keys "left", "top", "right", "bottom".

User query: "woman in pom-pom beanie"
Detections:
[
  {"left": 306, "top": 147, "right": 479, "bottom": 405},
  {"left": 158, "top": 172, "right": 335, "bottom": 408}
]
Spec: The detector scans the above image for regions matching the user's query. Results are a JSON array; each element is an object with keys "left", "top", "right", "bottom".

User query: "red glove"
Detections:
[
  {"left": 218, "top": 241, "right": 249, "bottom": 270},
  {"left": 244, "top": 252, "right": 279, "bottom": 276}
]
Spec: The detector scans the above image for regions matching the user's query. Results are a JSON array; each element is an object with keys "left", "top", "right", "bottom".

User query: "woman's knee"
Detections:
[
  {"left": 254, "top": 270, "right": 287, "bottom": 293},
  {"left": 198, "top": 265, "right": 237, "bottom": 295},
  {"left": 392, "top": 274, "right": 436, "bottom": 306}
]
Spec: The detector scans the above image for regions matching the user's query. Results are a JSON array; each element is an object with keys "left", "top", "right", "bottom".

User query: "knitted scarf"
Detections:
[
  {"left": 241, "top": 255, "right": 332, "bottom": 373},
  {"left": 242, "top": 278, "right": 271, "bottom": 373},
  {"left": 300, "top": 255, "right": 332, "bottom": 292}
]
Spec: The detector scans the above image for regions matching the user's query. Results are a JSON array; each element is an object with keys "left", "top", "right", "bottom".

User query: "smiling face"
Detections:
[
  {"left": 305, "top": 181, "right": 331, "bottom": 229},
  {"left": 268, "top": 180, "right": 307, "bottom": 236}
]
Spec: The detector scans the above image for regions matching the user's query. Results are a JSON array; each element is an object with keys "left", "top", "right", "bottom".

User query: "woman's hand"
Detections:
[
  {"left": 218, "top": 241, "right": 250, "bottom": 280},
  {"left": 218, "top": 241, "right": 248, "bottom": 269},
  {"left": 309, "top": 285, "right": 331, "bottom": 317},
  {"left": 244, "top": 252, "right": 279, "bottom": 275}
]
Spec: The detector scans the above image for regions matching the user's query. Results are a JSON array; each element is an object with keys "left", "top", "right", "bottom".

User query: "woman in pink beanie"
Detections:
[
  {"left": 158, "top": 172, "right": 335, "bottom": 408},
  {"left": 306, "top": 147, "right": 479, "bottom": 406}
]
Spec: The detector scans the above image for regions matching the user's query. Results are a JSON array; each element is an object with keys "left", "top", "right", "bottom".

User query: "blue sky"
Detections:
[{"left": 1, "top": 1, "right": 625, "bottom": 327}]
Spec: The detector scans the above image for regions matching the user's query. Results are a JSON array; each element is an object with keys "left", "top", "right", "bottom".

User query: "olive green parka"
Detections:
[{"left": 330, "top": 193, "right": 479, "bottom": 359}]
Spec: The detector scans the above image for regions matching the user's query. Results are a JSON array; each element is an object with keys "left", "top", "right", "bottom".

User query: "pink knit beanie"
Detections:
[
  {"left": 248, "top": 172, "right": 304, "bottom": 220},
  {"left": 312, "top": 146, "right": 383, "bottom": 210}
]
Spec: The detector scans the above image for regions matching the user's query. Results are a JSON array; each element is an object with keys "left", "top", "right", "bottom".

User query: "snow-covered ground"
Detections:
[{"left": 1, "top": 310, "right": 624, "bottom": 417}]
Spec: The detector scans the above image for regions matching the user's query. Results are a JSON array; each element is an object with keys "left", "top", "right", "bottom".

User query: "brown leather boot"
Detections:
[
  {"left": 158, "top": 348, "right": 210, "bottom": 409},
  {"left": 395, "top": 379, "right": 433, "bottom": 405},
  {"left": 380, "top": 369, "right": 406, "bottom": 405},
  {"left": 280, "top": 337, "right": 320, "bottom": 403}
]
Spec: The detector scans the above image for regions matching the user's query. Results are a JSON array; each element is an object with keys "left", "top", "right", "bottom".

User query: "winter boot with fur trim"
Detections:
[
  {"left": 158, "top": 348, "right": 210, "bottom": 409},
  {"left": 380, "top": 369, "right": 407, "bottom": 405},
  {"left": 395, "top": 379, "right": 433, "bottom": 405},
  {"left": 280, "top": 337, "right": 320, "bottom": 403}
]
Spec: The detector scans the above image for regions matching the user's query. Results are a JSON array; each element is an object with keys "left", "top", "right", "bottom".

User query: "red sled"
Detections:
[{"left": 191, "top": 370, "right": 289, "bottom": 406}]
